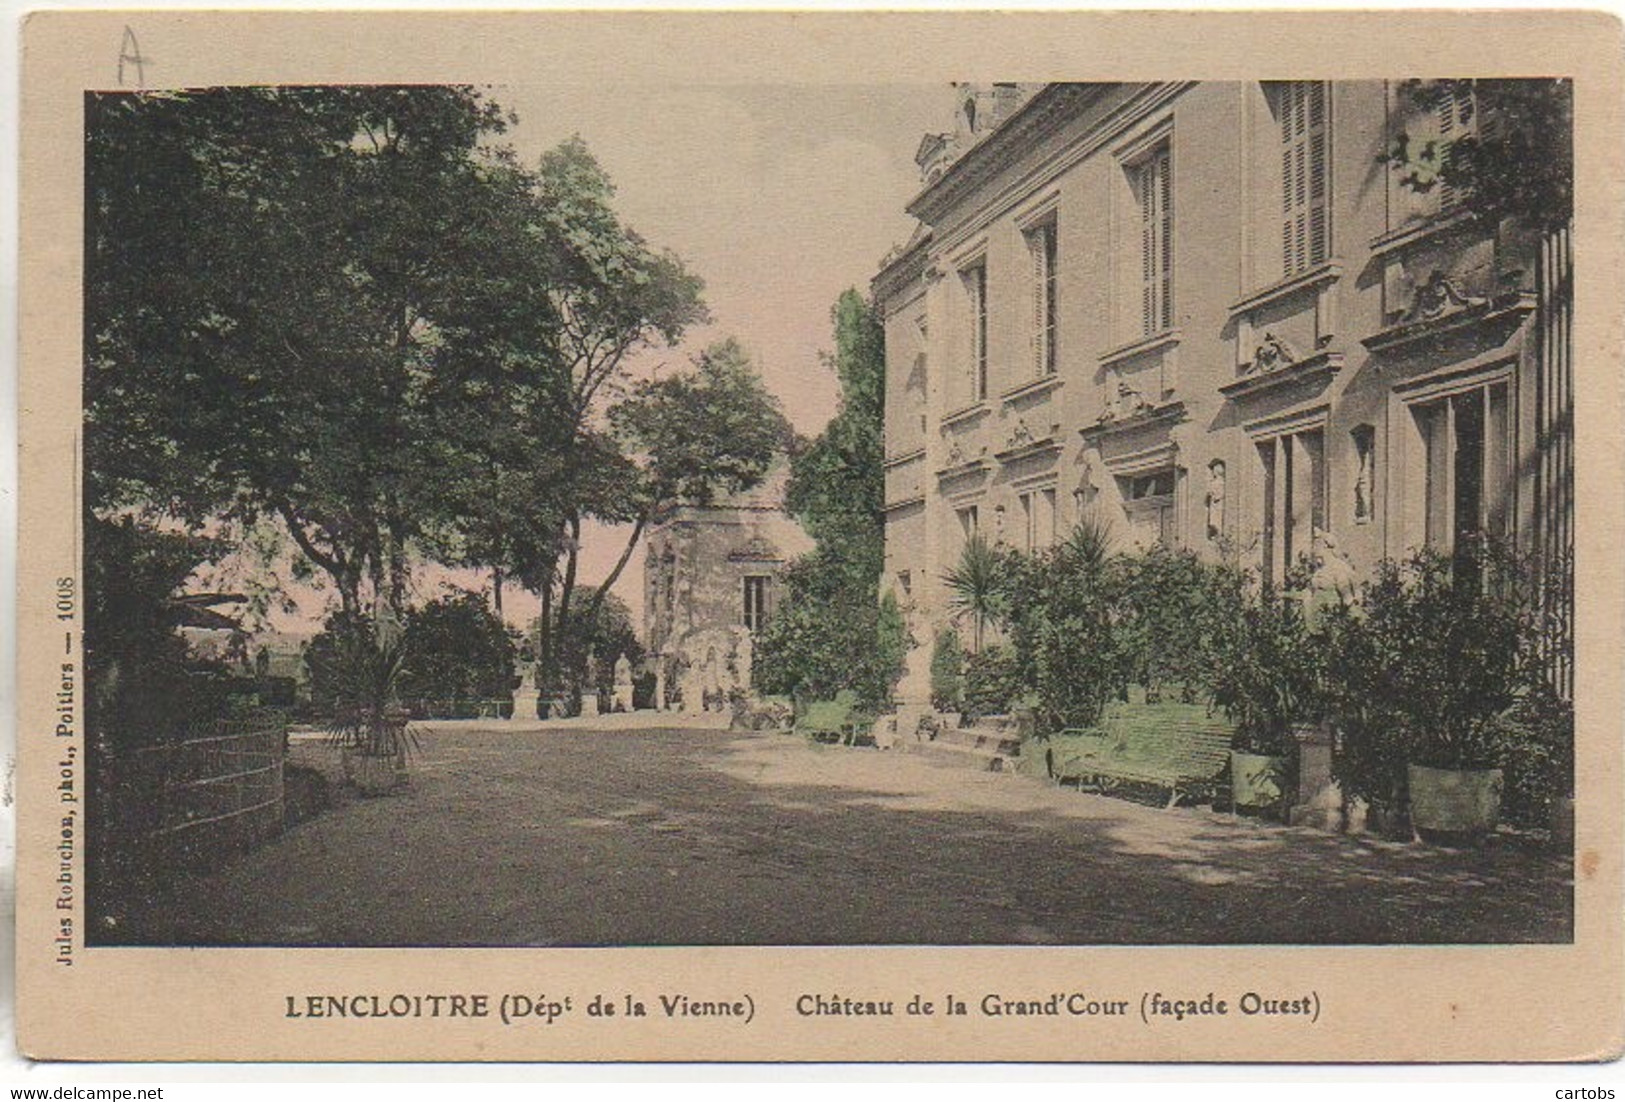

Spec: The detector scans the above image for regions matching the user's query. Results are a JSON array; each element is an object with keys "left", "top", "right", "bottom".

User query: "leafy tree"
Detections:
[
  {"left": 1383, "top": 79, "right": 1572, "bottom": 232},
  {"left": 398, "top": 592, "right": 518, "bottom": 709},
  {"left": 523, "top": 138, "right": 710, "bottom": 678},
  {"left": 84, "top": 515, "right": 240, "bottom": 747},
  {"left": 754, "top": 290, "right": 903, "bottom": 709}
]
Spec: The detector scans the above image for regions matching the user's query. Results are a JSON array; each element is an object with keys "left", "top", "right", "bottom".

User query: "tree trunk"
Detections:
[
  {"left": 492, "top": 567, "right": 504, "bottom": 619},
  {"left": 575, "top": 511, "right": 649, "bottom": 629}
]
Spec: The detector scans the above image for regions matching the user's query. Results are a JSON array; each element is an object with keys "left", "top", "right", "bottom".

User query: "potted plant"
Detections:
[
  {"left": 1325, "top": 546, "right": 1536, "bottom": 844},
  {"left": 316, "top": 624, "right": 415, "bottom": 797},
  {"left": 1210, "top": 585, "right": 1323, "bottom": 818}
]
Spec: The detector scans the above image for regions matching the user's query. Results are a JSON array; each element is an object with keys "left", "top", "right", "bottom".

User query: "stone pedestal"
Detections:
[
  {"left": 581, "top": 693, "right": 600, "bottom": 718},
  {"left": 510, "top": 690, "right": 539, "bottom": 722},
  {"left": 1288, "top": 723, "right": 1345, "bottom": 831},
  {"left": 653, "top": 666, "right": 667, "bottom": 711}
]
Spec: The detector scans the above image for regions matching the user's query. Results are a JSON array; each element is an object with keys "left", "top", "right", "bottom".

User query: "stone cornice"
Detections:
[
  {"left": 1219, "top": 350, "right": 1345, "bottom": 402},
  {"left": 1229, "top": 261, "right": 1343, "bottom": 319},
  {"left": 1078, "top": 400, "right": 1187, "bottom": 443},
  {"left": 1362, "top": 289, "right": 1535, "bottom": 356},
  {"left": 907, "top": 84, "right": 1113, "bottom": 227}
]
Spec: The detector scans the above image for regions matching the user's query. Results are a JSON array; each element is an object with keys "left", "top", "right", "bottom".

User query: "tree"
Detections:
[
  {"left": 85, "top": 87, "right": 566, "bottom": 623},
  {"left": 522, "top": 338, "right": 790, "bottom": 703},
  {"left": 398, "top": 592, "right": 518, "bottom": 710},
  {"left": 1383, "top": 79, "right": 1572, "bottom": 232},
  {"left": 753, "top": 290, "right": 903, "bottom": 708},
  {"left": 533, "top": 586, "right": 644, "bottom": 710}
]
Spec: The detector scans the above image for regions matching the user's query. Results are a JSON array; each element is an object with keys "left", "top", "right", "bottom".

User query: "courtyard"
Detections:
[{"left": 109, "top": 718, "right": 1573, "bottom": 947}]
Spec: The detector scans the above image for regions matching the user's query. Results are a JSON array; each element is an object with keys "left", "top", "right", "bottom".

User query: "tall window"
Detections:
[
  {"left": 1120, "top": 469, "right": 1177, "bottom": 549},
  {"left": 956, "top": 504, "right": 980, "bottom": 542},
  {"left": 1020, "top": 488, "right": 1058, "bottom": 551},
  {"left": 1433, "top": 81, "right": 1477, "bottom": 214},
  {"left": 1028, "top": 221, "right": 1058, "bottom": 376},
  {"left": 1278, "top": 81, "right": 1329, "bottom": 275},
  {"left": 1257, "top": 428, "right": 1326, "bottom": 587},
  {"left": 742, "top": 575, "right": 772, "bottom": 634},
  {"left": 1413, "top": 381, "right": 1512, "bottom": 555},
  {"left": 1135, "top": 144, "right": 1174, "bottom": 335},
  {"left": 963, "top": 262, "right": 989, "bottom": 401}
]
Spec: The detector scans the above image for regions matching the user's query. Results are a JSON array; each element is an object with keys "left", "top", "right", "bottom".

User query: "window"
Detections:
[
  {"left": 1027, "top": 221, "right": 1059, "bottom": 376},
  {"left": 962, "top": 262, "right": 989, "bottom": 401},
  {"left": 957, "top": 505, "right": 980, "bottom": 542},
  {"left": 1434, "top": 81, "right": 1477, "bottom": 214},
  {"left": 1134, "top": 143, "right": 1174, "bottom": 335},
  {"left": 1019, "top": 488, "right": 1057, "bottom": 551},
  {"left": 742, "top": 575, "right": 772, "bottom": 634},
  {"left": 1277, "top": 81, "right": 1329, "bottom": 276},
  {"left": 1257, "top": 428, "right": 1325, "bottom": 587},
  {"left": 1413, "top": 380, "right": 1512, "bottom": 555},
  {"left": 1120, "top": 469, "right": 1177, "bottom": 548}
]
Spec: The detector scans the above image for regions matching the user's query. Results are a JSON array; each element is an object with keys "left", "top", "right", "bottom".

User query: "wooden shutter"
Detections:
[
  {"left": 1437, "top": 82, "right": 1475, "bottom": 213},
  {"left": 1139, "top": 147, "right": 1172, "bottom": 336},
  {"left": 1031, "top": 228, "right": 1048, "bottom": 376},
  {"left": 1030, "top": 223, "right": 1058, "bottom": 376},
  {"left": 1281, "top": 82, "right": 1329, "bottom": 276}
]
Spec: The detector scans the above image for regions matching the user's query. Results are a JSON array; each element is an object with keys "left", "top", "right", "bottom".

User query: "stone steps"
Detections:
[{"left": 907, "top": 723, "right": 1022, "bottom": 773}]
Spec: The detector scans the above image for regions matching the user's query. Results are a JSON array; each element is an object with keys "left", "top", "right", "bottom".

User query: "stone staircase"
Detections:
[{"left": 908, "top": 714, "right": 1023, "bottom": 774}]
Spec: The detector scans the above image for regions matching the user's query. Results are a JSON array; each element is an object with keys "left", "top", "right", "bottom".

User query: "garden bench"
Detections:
[
  {"left": 1054, "top": 702, "right": 1235, "bottom": 809},
  {"left": 797, "top": 691, "right": 872, "bottom": 746}
]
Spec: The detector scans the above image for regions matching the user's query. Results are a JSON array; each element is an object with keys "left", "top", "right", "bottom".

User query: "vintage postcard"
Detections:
[{"left": 14, "top": 9, "right": 1625, "bottom": 1062}]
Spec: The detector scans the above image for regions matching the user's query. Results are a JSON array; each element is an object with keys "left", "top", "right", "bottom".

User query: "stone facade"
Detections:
[
  {"left": 643, "top": 460, "right": 813, "bottom": 712},
  {"left": 874, "top": 81, "right": 1573, "bottom": 707}
]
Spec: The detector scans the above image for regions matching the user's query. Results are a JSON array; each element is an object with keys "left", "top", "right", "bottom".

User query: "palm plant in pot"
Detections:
[
  {"left": 313, "top": 620, "right": 415, "bottom": 797},
  {"left": 1324, "top": 545, "right": 1531, "bottom": 843},
  {"left": 1209, "top": 577, "right": 1324, "bottom": 818}
]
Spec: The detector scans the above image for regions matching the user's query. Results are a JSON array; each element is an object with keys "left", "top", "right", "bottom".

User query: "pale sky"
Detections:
[{"left": 255, "top": 83, "right": 949, "bottom": 637}]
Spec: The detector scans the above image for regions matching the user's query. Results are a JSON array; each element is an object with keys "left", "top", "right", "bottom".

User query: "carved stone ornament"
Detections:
[
  {"left": 1244, "top": 332, "right": 1298, "bottom": 377},
  {"left": 1006, "top": 418, "right": 1035, "bottom": 450},
  {"left": 1099, "top": 379, "right": 1149, "bottom": 424},
  {"left": 945, "top": 439, "right": 965, "bottom": 466},
  {"left": 1403, "top": 269, "right": 1487, "bottom": 324}
]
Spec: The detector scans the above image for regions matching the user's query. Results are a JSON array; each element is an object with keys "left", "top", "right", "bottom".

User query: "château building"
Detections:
[{"left": 873, "top": 81, "right": 1573, "bottom": 707}]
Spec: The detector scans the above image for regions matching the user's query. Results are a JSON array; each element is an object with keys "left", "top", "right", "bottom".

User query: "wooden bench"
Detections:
[
  {"left": 1051, "top": 702, "right": 1235, "bottom": 809},
  {"left": 797, "top": 691, "right": 872, "bottom": 746}
]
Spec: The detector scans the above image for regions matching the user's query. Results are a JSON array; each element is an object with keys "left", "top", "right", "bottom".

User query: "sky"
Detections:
[{"left": 256, "top": 82, "right": 950, "bottom": 637}]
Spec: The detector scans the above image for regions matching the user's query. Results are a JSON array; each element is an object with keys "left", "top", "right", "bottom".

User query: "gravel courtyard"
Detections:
[{"left": 109, "top": 718, "right": 1574, "bottom": 947}]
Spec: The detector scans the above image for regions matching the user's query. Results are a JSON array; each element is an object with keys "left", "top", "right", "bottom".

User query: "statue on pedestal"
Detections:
[{"left": 612, "top": 652, "right": 634, "bottom": 713}]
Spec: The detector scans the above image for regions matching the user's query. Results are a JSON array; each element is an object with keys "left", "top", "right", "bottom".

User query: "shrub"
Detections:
[
  {"left": 753, "top": 551, "right": 907, "bottom": 711},
  {"left": 929, "top": 629, "right": 965, "bottom": 712},
  {"left": 1114, "top": 545, "right": 1247, "bottom": 703},
  {"left": 1324, "top": 544, "right": 1558, "bottom": 808},
  {"left": 1208, "top": 586, "right": 1324, "bottom": 757},
  {"left": 963, "top": 644, "right": 1021, "bottom": 720},
  {"left": 1003, "top": 516, "right": 1124, "bottom": 732},
  {"left": 400, "top": 591, "right": 517, "bottom": 708}
]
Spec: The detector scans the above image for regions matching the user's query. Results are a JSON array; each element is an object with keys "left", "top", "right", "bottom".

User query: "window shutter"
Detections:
[
  {"left": 1031, "top": 228, "right": 1048, "bottom": 376},
  {"left": 1158, "top": 149, "right": 1173, "bottom": 331},
  {"left": 1436, "top": 82, "right": 1474, "bottom": 213},
  {"left": 1140, "top": 166, "right": 1156, "bottom": 335},
  {"left": 1281, "top": 81, "right": 1329, "bottom": 276}
]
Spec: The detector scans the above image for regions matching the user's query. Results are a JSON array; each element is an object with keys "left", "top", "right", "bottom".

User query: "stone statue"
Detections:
[
  {"left": 612, "top": 653, "right": 634, "bottom": 713},
  {"left": 1311, "top": 528, "right": 1358, "bottom": 597},
  {"left": 510, "top": 659, "right": 540, "bottom": 724},
  {"left": 1354, "top": 439, "right": 1375, "bottom": 522},
  {"left": 1206, "top": 460, "right": 1226, "bottom": 541}
]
